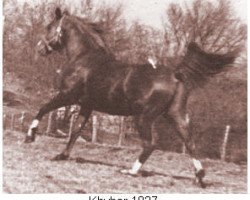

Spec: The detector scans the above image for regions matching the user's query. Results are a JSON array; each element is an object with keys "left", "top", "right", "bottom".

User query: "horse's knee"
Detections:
[{"left": 169, "top": 113, "right": 189, "bottom": 135}]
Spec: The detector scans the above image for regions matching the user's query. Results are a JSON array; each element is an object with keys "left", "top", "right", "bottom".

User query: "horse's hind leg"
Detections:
[
  {"left": 53, "top": 108, "right": 92, "bottom": 160},
  {"left": 25, "top": 91, "right": 79, "bottom": 143},
  {"left": 166, "top": 112, "right": 206, "bottom": 188},
  {"left": 121, "top": 111, "right": 158, "bottom": 175}
]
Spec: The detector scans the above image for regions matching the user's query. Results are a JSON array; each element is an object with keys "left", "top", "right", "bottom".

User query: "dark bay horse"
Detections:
[{"left": 25, "top": 8, "right": 239, "bottom": 188}]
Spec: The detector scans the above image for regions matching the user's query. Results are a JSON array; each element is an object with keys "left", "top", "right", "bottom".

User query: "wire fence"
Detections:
[
  {"left": 3, "top": 107, "right": 233, "bottom": 161},
  {"left": 3, "top": 107, "right": 140, "bottom": 148}
]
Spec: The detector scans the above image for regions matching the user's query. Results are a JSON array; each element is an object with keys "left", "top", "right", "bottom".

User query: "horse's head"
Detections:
[
  {"left": 37, "top": 7, "right": 110, "bottom": 57},
  {"left": 37, "top": 8, "right": 68, "bottom": 56}
]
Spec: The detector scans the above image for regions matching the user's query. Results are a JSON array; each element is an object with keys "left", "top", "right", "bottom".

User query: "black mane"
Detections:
[{"left": 67, "top": 15, "right": 111, "bottom": 54}]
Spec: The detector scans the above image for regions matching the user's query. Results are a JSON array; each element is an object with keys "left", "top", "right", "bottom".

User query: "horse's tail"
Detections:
[{"left": 174, "top": 42, "right": 241, "bottom": 89}]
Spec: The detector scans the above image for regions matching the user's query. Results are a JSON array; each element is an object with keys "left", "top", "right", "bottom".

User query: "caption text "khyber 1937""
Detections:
[{"left": 89, "top": 195, "right": 158, "bottom": 200}]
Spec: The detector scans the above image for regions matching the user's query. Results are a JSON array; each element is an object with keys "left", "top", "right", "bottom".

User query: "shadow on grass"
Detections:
[
  {"left": 74, "top": 157, "right": 222, "bottom": 188},
  {"left": 76, "top": 157, "right": 192, "bottom": 180}
]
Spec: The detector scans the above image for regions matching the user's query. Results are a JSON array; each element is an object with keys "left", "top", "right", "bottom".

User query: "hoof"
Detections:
[
  {"left": 195, "top": 179, "right": 206, "bottom": 189},
  {"left": 52, "top": 153, "right": 69, "bottom": 161},
  {"left": 25, "top": 128, "right": 37, "bottom": 143},
  {"left": 120, "top": 169, "right": 138, "bottom": 177},
  {"left": 195, "top": 169, "right": 206, "bottom": 188},
  {"left": 196, "top": 168, "right": 205, "bottom": 179},
  {"left": 24, "top": 135, "right": 35, "bottom": 143}
]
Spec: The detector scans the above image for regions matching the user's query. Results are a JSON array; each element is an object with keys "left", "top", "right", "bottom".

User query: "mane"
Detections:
[{"left": 66, "top": 15, "right": 111, "bottom": 54}]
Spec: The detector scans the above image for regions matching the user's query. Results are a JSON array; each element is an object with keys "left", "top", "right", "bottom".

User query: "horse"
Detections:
[{"left": 24, "top": 7, "right": 239, "bottom": 188}]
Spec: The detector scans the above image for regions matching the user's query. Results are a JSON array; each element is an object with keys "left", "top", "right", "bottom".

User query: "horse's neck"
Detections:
[
  {"left": 63, "top": 49, "right": 115, "bottom": 76},
  {"left": 65, "top": 35, "right": 86, "bottom": 61},
  {"left": 65, "top": 25, "right": 115, "bottom": 63},
  {"left": 66, "top": 40, "right": 116, "bottom": 66}
]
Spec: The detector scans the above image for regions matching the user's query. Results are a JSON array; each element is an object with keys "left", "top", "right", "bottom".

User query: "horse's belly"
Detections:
[
  {"left": 94, "top": 107, "right": 135, "bottom": 116},
  {"left": 91, "top": 97, "right": 141, "bottom": 116}
]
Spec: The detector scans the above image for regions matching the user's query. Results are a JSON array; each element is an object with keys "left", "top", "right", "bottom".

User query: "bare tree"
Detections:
[{"left": 163, "top": 0, "right": 247, "bottom": 57}]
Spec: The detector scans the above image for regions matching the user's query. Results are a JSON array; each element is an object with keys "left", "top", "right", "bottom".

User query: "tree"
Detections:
[{"left": 163, "top": 0, "right": 247, "bottom": 57}]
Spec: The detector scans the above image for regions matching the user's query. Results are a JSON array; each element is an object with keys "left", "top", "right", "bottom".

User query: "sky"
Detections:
[
  {"left": 122, "top": 0, "right": 247, "bottom": 28},
  {"left": 5, "top": 0, "right": 248, "bottom": 29}
]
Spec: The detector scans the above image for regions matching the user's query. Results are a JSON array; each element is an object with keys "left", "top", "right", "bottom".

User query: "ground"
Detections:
[{"left": 3, "top": 130, "right": 247, "bottom": 194}]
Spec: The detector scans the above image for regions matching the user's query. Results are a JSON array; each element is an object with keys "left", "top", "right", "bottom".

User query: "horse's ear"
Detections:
[{"left": 55, "top": 7, "right": 62, "bottom": 20}]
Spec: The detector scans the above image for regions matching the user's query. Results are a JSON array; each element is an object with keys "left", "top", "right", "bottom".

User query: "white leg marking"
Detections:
[
  {"left": 27, "top": 119, "right": 39, "bottom": 136},
  {"left": 130, "top": 159, "right": 142, "bottom": 174},
  {"left": 193, "top": 158, "right": 203, "bottom": 171},
  {"left": 120, "top": 159, "right": 142, "bottom": 175},
  {"left": 30, "top": 119, "right": 39, "bottom": 128}
]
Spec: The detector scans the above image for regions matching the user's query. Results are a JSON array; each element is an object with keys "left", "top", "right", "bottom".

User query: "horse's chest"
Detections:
[{"left": 62, "top": 66, "right": 90, "bottom": 91}]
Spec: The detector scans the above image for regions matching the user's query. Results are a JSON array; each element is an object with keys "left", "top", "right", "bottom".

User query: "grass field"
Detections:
[{"left": 3, "top": 130, "right": 247, "bottom": 193}]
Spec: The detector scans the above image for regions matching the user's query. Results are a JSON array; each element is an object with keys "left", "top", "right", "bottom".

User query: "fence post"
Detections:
[
  {"left": 92, "top": 115, "right": 97, "bottom": 143},
  {"left": 11, "top": 114, "right": 15, "bottom": 131},
  {"left": 221, "top": 125, "right": 230, "bottom": 161},
  {"left": 182, "top": 114, "right": 189, "bottom": 154},
  {"left": 46, "top": 112, "right": 53, "bottom": 135},
  {"left": 20, "top": 111, "right": 25, "bottom": 132},
  {"left": 68, "top": 113, "right": 76, "bottom": 138},
  {"left": 3, "top": 114, "right": 6, "bottom": 130},
  {"left": 182, "top": 143, "right": 186, "bottom": 154},
  {"left": 118, "top": 117, "right": 124, "bottom": 146}
]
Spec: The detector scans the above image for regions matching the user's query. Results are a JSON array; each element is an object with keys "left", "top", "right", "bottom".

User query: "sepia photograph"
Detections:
[{"left": 2, "top": 0, "right": 247, "bottom": 194}]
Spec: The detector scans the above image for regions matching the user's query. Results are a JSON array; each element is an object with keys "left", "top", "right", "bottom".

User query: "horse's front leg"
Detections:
[
  {"left": 53, "top": 108, "right": 92, "bottom": 160},
  {"left": 24, "top": 91, "right": 79, "bottom": 143}
]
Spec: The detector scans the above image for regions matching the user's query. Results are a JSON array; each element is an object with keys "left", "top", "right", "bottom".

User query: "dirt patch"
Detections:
[{"left": 3, "top": 131, "right": 247, "bottom": 193}]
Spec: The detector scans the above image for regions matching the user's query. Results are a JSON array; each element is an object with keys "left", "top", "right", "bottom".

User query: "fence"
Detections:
[
  {"left": 3, "top": 110, "right": 232, "bottom": 160},
  {"left": 3, "top": 110, "right": 139, "bottom": 148}
]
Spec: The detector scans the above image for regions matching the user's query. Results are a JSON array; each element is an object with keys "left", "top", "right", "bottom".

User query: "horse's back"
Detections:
[
  {"left": 89, "top": 62, "right": 178, "bottom": 115},
  {"left": 123, "top": 64, "right": 177, "bottom": 102}
]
